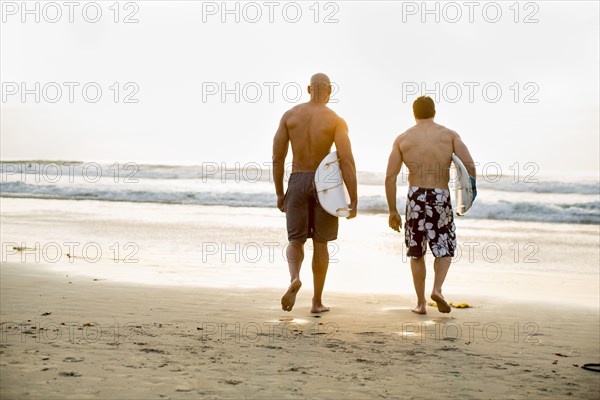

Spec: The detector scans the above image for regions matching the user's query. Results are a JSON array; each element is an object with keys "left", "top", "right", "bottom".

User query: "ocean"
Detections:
[{"left": 1, "top": 160, "right": 598, "bottom": 225}]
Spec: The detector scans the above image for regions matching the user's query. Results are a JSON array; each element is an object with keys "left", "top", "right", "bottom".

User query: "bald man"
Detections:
[{"left": 272, "top": 73, "right": 358, "bottom": 313}]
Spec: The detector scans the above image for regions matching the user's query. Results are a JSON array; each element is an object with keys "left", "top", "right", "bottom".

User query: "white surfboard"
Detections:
[
  {"left": 315, "top": 151, "right": 351, "bottom": 218},
  {"left": 451, "top": 154, "right": 474, "bottom": 216}
]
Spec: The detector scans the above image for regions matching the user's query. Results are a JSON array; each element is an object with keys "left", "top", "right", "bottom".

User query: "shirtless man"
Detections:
[
  {"left": 272, "top": 73, "right": 358, "bottom": 313},
  {"left": 385, "top": 96, "right": 476, "bottom": 314}
]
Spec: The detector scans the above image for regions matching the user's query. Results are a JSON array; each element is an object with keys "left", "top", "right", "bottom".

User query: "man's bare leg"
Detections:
[
  {"left": 410, "top": 256, "right": 427, "bottom": 314},
  {"left": 311, "top": 241, "right": 330, "bottom": 313},
  {"left": 431, "top": 256, "right": 452, "bottom": 313},
  {"left": 281, "top": 241, "right": 304, "bottom": 312}
]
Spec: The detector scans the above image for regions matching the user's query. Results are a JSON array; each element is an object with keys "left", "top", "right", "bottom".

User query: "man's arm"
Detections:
[
  {"left": 385, "top": 136, "right": 403, "bottom": 231},
  {"left": 333, "top": 118, "right": 358, "bottom": 219},
  {"left": 272, "top": 114, "right": 289, "bottom": 212},
  {"left": 452, "top": 132, "right": 476, "bottom": 179}
]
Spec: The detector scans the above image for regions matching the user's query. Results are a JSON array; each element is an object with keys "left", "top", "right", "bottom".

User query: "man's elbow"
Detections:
[
  {"left": 272, "top": 153, "right": 285, "bottom": 165},
  {"left": 339, "top": 157, "right": 355, "bottom": 174}
]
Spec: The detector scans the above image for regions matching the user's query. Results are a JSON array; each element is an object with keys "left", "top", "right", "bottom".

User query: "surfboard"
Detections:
[
  {"left": 451, "top": 154, "right": 474, "bottom": 216},
  {"left": 314, "top": 151, "right": 351, "bottom": 218}
]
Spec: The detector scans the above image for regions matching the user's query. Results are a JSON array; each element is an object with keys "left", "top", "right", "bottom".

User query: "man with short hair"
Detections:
[
  {"left": 385, "top": 96, "right": 476, "bottom": 314},
  {"left": 272, "top": 73, "right": 358, "bottom": 313}
]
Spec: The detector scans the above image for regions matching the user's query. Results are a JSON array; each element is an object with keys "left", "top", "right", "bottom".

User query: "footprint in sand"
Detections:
[
  {"left": 63, "top": 357, "right": 83, "bottom": 363},
  {"left": 139, "top": 348, "right": 166, "bottom": 354},
  {"left": 59, "top": 371, "right": 82, "bottom": 377},
  {"left": 436, "top": 346, "right": 460, "bottom": 352}
]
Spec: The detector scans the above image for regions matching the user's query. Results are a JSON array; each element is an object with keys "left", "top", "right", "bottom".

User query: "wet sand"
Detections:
[
  {"left": 1, "top": 262, "right": 599, "bottom": 399},
  {"left": 1, "top": 198, "right": 598, "bottom": 305}
]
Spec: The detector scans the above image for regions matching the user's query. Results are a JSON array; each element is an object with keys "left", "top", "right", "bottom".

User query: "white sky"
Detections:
[{"left": 1, "top": 1, "right": 599, "bottom": 177}]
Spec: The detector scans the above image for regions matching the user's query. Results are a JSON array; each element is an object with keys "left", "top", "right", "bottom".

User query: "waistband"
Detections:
[
  {"left": 408, "top": 186, "right": 450, "bottom": 195},
  {"left": 290, "top": 172, "right": 316, "bottom": 176}
]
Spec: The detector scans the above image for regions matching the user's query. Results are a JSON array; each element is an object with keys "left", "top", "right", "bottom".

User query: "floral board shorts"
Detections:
[{"left": 405, "top": 186, "right": 456, "bottom": 258}]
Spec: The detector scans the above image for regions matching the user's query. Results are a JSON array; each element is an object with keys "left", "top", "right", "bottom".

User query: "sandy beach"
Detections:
[
  {"left": 1, "top": 261, "right": 599, "bottom": 399},
  {"left": 1, "top": 198, "right": 599, "bottom": 399},
  {"left": 0, "top": 198, "right": 600, "bottom": 399}
]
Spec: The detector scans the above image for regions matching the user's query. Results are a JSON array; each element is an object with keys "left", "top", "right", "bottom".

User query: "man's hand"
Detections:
[
  {"left": 277, "top": 194, "right": 285, "bottom": 212},
  {"left": 346, "top": 201, "right": 358, "bottom": 220},
  {"left": 389, "top": 210, "right": 402, "bottom": 232}
]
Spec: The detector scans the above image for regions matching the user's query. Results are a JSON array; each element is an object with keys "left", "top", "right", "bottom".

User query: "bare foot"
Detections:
[
  {"left": 431, "top": 292, "right": 451, "bottom": 313},
  {"left": 411, "top": 303, "right": 427, "bottom": 314},
  {"left": 281, "top": 279, "right": 302, "bottom": 312},
  {"left": 311, "top": 303, "right": 330, "bottom": 313}
]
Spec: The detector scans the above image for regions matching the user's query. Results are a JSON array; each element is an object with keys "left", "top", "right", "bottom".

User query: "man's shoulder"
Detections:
[
  {"left": 282, "top": 103, "right": 304, "bottom": 118},
  {"left": 396, "top": 126, "right": 416, "bottom": 142},
  {"left": 318, "top": 105, "right": 344, "bottom": 123},
  {"left": 317, "top": 105, "right": 347, "bottom": 129},
  {"left": 435, "top": 123, "right": 459, "bottom": 137},
  {"left": 284, "top": 103, "right": 339, "bottom": 117}
]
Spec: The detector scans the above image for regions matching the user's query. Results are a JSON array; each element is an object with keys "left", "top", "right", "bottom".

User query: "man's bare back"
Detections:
[
  {"left": 395, "top": 119, "right": 470, "bottom": 189},
  {"left": 284, "top": 102, "right": 342, "bottom": 173}
]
